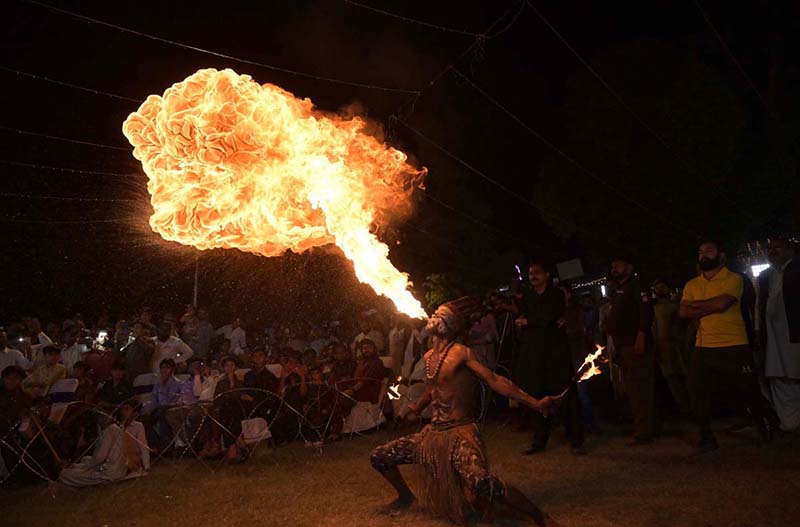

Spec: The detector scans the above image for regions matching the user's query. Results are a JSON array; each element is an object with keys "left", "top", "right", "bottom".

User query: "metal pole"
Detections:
[{"left": 193, "top": 253, "right": 199, "bottom": 307}]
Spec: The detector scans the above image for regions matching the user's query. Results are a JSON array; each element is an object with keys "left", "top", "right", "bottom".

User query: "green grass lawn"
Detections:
[{"left": 2, "top": 420, "right": 799, "bottom": 527}]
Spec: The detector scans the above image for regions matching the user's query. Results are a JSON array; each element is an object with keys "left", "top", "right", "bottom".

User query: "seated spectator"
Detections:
[
  {"left": 119, "top": 322, "right": 155, "bottom": 382},
  {"left": 85, "top": 343, "right": 114, "bottom": 383},
  {"left": 142, "top": 359, "right": 183, "bottom": 451},
  {"left": 58, "top": 361, "right": 100, "bottom": 462},
  {"left": 0, "top": 330, "right": 31, "bottom": 373},
  {"left": 302, "top": 348, "right": 318, "bottom": 370},
  {"left": 302, "top": 365, "right": 341, "bottom": 442},
  {"left": 165, "top": 357, "right": 217, "bottom": 450},
  {"left": 151, "top": 323, "right": 193, "bottom": 373},
  {"left": 0, "top": 365, "right": 47, "bottom": 483},
  {"left": 329, "top": 342, "right": 357, "bottom": 387},
  {"left": 58, "top": 399, "right": 150, "bottom": 487},
  {"left": 343, "top": 340, "right": 389, "bottom": 405},
  {"left": 339, "top": 339, "right": 392, "bottom": 422},
  {"left": 22, "top": 346, "right": 66, "bottom": 398},
  {"left": 243, "top": 349, "right": 280, "bottom": 419},
  {"left": 97, "top": 360, "right": 134, "bottom": 409},
  {"left": 208, "top": 356, "right": 247, "bottom": 461},
  {"left": 72, "top": 361, "right": 97, "bottom": 404},
  {"left": 265, "top": 351, "right": 307, "bottom": 443}
]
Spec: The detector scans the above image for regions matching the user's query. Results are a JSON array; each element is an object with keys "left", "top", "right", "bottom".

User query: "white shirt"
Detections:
[
  {"left": 29, "top": 332, "right": 54, "bottom": 369},
  {"left": 193, "top": 374, "right": 219, "bottom": 401},
  {"left": 151, "top": 336, "right": 193, "bottom": 372},
  {"left": 61, "top": 343, "right": 88, "bottom": 376},
  {"left": 215, "top": 325, "right": 247, "bottom": 355},
  {"left": 765, "top": 259, "right": 800, "bottom": 379},
  {"left": 0, "top": 347, "right": 30, "bottom": 373}
]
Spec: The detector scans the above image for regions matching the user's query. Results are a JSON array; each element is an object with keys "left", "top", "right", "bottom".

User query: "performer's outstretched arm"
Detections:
[{"left": 464, "top": 352, "right": 552, "bottom": 412}]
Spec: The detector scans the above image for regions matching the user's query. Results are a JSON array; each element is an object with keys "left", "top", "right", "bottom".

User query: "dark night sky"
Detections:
[{"left": 1, "top": 0, "right": 798, "bottom": 325}]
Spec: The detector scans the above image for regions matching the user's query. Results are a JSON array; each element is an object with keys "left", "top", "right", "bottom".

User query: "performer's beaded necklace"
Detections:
[{"left": 425, "top": 341, "right": 456, "bottom": 380}]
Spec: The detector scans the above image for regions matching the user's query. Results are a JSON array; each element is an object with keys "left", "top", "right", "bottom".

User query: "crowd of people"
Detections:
[{"left": 1, "top": 236, "right": 797, "bottom": 491}]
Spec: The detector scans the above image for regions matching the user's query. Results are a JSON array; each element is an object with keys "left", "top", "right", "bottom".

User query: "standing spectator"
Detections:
[
  {"left": 119, "top": 322, "right": 155, "bottom": 382},
  {"left": 680, "top": 240, "right": 774, "bottom": 453},
  {"left": 61, "top": 329, "right": 88, "bottom": 377},
  {"left": 139, "top": 307, "right": 157, "bottom": 336},
  {"left": 0, "top": 330, "right": 30, "bottom": 373},
  {"left": 216, "top": 318, "right": 247, "bottom": 356},
  {"left": 22, "top": 345, "right": 66, "bottom": 398},
  {"left": 180, "top": 304, "right": 199, "bottom": 344},
  {"left": 607, "top": 255, "right": 657, "bottom": 445},
  {"left": 351, "top": 318, "right": 385, "bottom": 355},
  {"left": 25, "top": 319, "right": 53, "bottom": 369},
  {"left": 758, "top": 237, "right": 800, "bottom": 432},
  {"left": 468, "top": 308, "right": 500, "bottom": 370},
  {"left": 388, "top": 315, "right": 410, "bottom": 377},
  {"left": 151, "top": 323, "right": 193, "bottom": 373},
  {"left": 652, "top": 279, "right": 691, "bottom": 413},
  {"left": 564, "top": 289, "right": 597, "bottom": 433},
  {"left": 510, "top": 262, "right": 584, "bottom": 455},
  {"left": 192, "top": 309, "right": 214, "bottom": 359}
]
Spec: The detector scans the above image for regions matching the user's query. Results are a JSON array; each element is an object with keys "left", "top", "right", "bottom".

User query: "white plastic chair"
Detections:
[
  {"left": 47, "top": 378, "right": 79, "bottom": 424},
  {"left": 174, "top": 374, "right": 191, "bottom": 383},
  {"left": 133, "top": 373, "right": 159, "bottom": 406},
  {"left": 234, "top": 368, "right": 251, "bottom": 382},
  {"left": 266, "top": 363, "right": 283, "bottom": 377}
]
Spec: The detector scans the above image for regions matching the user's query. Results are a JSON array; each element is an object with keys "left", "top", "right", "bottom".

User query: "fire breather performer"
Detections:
[{"left": 370, "top": 297, "right": 560, "bottom": 526}]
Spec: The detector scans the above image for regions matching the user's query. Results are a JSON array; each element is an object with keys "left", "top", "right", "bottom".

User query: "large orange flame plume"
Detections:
[{"left": 123, "top": 68, "right": 427, "bottom": 318}]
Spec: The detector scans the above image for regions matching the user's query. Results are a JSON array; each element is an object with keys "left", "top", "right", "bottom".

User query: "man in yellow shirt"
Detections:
[
  {"left": 680, "top": 240, "right": 773, "bottom": 454},
  {"left": 22, "top": 346, "right": 66, "bottom": 398}
]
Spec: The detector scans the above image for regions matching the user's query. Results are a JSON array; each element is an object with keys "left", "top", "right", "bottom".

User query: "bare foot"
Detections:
[{"left": 380, "top": 495, "right": 416, "bottom": 516}]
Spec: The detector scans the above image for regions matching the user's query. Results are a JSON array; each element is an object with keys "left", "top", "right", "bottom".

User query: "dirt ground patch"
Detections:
[{"left": 2, "top": 419, "right": 799, "bottom": 527}]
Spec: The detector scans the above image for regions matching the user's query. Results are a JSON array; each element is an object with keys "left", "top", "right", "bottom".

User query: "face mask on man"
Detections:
[{"left": 698, "top": 255, "right": 721, "bottom": 272}]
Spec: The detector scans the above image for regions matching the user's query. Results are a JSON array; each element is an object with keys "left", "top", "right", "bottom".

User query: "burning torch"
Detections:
[{"left": 557, "top": 344, "right": 607, "bottom": 399}]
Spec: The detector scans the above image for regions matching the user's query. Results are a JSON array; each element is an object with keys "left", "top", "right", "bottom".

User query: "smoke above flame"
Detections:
[{"left": 122, "top": 68, "right": 427, "bottom": 318}]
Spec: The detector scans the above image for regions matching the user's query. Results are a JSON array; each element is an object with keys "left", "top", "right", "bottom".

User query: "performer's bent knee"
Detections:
[
  {"left": 370, "top": 446, "right": 393, "bottom": 473},
  {"left": 475, "top": 476, "right": 506, "bottom": 498}
]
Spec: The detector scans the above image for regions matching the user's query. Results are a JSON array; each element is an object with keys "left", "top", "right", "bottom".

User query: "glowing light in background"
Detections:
[{"left": 123, "top": 69, "right": 427, "bottom": 318}]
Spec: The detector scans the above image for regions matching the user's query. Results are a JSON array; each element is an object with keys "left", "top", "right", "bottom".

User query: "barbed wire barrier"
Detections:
[{"left": 0, "top": 377, "right": 434, "bottom": 489}]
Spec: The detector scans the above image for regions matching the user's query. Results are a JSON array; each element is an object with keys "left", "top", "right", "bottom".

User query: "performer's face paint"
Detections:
[{"left": 426, "top": 305, "right": 457, "bottom": 336}]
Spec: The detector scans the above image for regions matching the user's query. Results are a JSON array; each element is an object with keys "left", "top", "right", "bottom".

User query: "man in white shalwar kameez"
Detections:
[
  {"left": 59, "top": 401, "right": 150, "bottom": 487},
  {"left": 758, "top": 238, "right": 800, "bottom": 432}
]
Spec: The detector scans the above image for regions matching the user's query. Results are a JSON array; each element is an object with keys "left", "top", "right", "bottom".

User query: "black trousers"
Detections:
[
  {"left": 521, "top": 343, "right": 583, "bottom": 448},
  {"left": 689, "top": 345, "right": 769, "bottom": 442}
]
